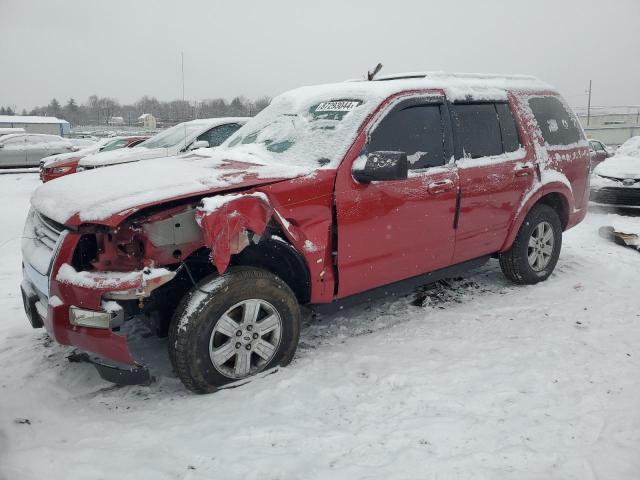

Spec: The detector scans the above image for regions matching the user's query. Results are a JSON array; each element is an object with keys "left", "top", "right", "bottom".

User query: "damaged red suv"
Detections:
[{"left": 21, "top": 73, "right": 590, "bottom": 392}]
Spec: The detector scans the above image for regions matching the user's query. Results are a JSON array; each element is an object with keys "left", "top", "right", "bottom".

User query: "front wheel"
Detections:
[
  {"left": 499, "top": 204, "right": 562, "bottom": 285},
  {"left": 168, "top": 267, "right": 300, "bottom": 393}
]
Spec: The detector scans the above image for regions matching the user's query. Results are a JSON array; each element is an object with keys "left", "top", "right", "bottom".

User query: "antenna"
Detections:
[
  {"left": 182, "top": 51, "right": 187, "bottom": 151},
  {"left": 367, "top": 63, "right": 383, "bottom": 81},
  {"left": 586, "top": 79, "right": 592, "bottom": 126}
]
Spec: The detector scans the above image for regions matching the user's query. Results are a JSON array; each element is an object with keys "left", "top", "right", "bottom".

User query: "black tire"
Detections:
[
  {"left": 499, "top": 204, "right": 562, "bottom": 285},
  {"left": 168, "top": 267, "right": 300, "bottom": 393}
]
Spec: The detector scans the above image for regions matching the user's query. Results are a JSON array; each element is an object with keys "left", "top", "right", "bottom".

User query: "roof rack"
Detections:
[{"left": 374, "top": 71, "right": 539, "bottom": 82}]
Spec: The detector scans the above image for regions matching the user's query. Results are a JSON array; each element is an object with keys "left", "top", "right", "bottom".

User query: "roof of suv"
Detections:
[{"left": 290, "top": 71, "right": 556, "bottom": 105}]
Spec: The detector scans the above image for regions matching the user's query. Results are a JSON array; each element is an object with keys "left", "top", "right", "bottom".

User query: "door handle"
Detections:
[
  {"left": 428, "top": 179, "right": 454, "bottom": 194},
  {"left": 514, "top": 163, "right": 534, "bottom": 177}
]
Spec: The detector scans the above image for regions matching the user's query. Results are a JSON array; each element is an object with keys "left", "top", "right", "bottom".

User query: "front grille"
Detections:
[
  {"left": 591, "top": 187, "right": 640, "bottom": 206},
  {"left": 22, "top": 209, "right": 68, "bottom": 276},
  {"left": 33, "top": 212, "right": 64, "bottom": 251}
]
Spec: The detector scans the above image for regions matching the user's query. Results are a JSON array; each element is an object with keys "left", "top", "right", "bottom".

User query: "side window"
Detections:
[
  {"left": 199, "top": 123, "right": 243, "bottom": 148},
  {"left": 368, "top": 103, "right": 445, "bottom": 169},
  {"left": 495, "top": 103, "right": 520, "bottom": 153},
  {"left": 2, "top": 136, "right": 25, "bottom": 146},
  {"left": 450, "top": 104, "right": 503, "bottom": 159},
  {"left": 27, "top": 135, "right": 46, "bottom": 145},
  {"left": 528, "top": 96, "right": 583, "bottom": 146}
]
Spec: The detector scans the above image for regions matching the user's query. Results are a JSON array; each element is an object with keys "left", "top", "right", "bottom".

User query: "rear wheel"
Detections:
[
  {"left": 499, "top": 204, "right": 562, "bottom": 285},
  {"left": 168, "top": 267, "right": 300, "bottom": 393}
]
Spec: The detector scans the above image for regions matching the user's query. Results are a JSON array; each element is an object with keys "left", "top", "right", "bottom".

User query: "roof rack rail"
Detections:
[{"left": 374, "top": 71, "right": 539, "bottom": 82}]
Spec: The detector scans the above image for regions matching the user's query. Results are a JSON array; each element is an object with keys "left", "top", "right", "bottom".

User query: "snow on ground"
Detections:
[{"left": 0, "top": 173, "right": 639, "bottom": 480}]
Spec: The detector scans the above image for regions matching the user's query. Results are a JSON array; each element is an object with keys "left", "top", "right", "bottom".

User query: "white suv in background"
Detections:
[
  {"left": 76, "top": 117, "right": 249, "bottom": 171},
  {"left": 0, "top": 133, "right": 75, "bottom": 167}
]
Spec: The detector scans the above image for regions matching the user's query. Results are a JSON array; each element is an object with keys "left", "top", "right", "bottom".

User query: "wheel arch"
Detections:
[
  {"left": 230, "top": 235, "right": 311, "bottom": 305},
  {"left": 500, "top": 185, "right": 572, "bottom": 252}
]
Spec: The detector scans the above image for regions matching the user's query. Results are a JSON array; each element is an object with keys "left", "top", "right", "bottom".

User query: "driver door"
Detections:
[{"left": 334, "top": 95, "right": 459, "bottom": 298}]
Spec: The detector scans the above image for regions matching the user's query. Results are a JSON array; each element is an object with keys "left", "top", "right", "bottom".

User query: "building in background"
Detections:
[
  {"left": 138, "top": 113, "right": 157, "bottom": 129},
  {"left": 109, "top": 116, "right": 125, "bottom": 126},
  {"left": 0, "top": 115, "right": 70, "bottom": 136},
  {"left": 576, "top": 106, "right": 640, "bottom": 146}
]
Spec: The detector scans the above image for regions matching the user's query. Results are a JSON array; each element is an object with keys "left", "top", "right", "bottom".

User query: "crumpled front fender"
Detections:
[{"left": 195, "top": 193, "right": 272, "bottom": 273}]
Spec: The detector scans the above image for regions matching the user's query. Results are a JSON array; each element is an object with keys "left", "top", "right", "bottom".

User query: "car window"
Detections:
[
  {"left": 1, "top": 136, "right": 25, "bottom": 145},
  {"left": 495, "top": 103, "right": 520, "bottom": 153},
  {"left": 198, "top": 123, "right": 243, "bottom": 148},
  {"left": 450, "top": 103, "right": 503, "bottom": 159},
  {"left": 368, "top": 104, "right": 446, "bottom": 169},
  {"left": 528, "top": 96, "right": 583, "bottom": 146},
  {"left": 593, "top": 141, "right": 604, "bottom": 152},
  {"left": 101, "top": 139, "right": 130, "bottom": 152},
  {"left": 26, "top": 135, "right": 47, "bottom": 145}
]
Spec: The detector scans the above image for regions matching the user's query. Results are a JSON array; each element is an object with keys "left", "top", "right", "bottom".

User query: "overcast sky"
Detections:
[{"left": 1, "top": 0, "right": 638, "bottom": 111}]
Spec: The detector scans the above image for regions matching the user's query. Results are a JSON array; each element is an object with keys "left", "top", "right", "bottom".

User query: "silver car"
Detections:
[{"left": 0, "top": 133, "right": 75, "bottom": 168}]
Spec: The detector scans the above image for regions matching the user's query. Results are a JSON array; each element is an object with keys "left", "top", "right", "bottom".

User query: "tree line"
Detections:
[{"left": 1, "top": 95, "right": 271, "bottom": 127}]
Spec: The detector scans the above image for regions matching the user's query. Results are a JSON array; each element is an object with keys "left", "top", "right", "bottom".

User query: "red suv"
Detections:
[{"left": 21, "top": 73, "right": 589, "bottom": 392}]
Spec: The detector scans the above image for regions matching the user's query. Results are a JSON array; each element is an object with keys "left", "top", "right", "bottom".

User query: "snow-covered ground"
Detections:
[{"left": 0, "top": 173, "right": 639, "bottom": 480}]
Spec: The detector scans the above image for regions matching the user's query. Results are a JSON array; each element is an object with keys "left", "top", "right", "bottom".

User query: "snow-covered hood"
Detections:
[
  {"left": 594, "top": 155, "right": 640, "bottom": 180},
  {"left": 78, "top": 146, "right": 168, "bottom": 167},
  {"left": 31, "top": 152, "right": 313, "bottom": 227}
]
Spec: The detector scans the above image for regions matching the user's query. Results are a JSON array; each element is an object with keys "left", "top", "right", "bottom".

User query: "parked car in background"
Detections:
[
  {"left": 0, "top": 127, "right": 26, "bottom": 138},
  {"left": 591, "top": 136, "right": 640, "bottom": 208},
  {"left": 588, "top": 139, "right": 612, "bottom": 169},
  {"left": 21, "top": 73, "right": 589, "bottom": 392},
  {"left": 76, "top": 118, "right": 248, "bottom": 171},
  {"left": 40, "top": 136, "right": 148, "bottom": 182},
  {"left": 0, "top": 133, "right": 75, "bottom": 167}
]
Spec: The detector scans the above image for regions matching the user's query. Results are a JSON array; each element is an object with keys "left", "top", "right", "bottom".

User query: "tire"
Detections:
[
  {"left": 499, "top": 204, "right": 562, "bottom": 285},
  {"left": 168, "top": 267, "right": 300, "bottom": 393}
]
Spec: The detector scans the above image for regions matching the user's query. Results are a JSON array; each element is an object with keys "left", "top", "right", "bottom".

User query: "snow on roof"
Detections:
[
  {"left": 138, "top": 113, "right": 154, "bottom": 120},
  {"left": 0, "top": 115, "right": 69, "bottom": 125},
  {"left": 282, "top": 71, "right": 555, "bottom": 106}
]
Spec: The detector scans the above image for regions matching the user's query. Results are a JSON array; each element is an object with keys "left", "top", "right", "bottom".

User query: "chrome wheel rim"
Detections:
[
  {"left": 208, "top": 299, "right": 282, "bottom": 379},
  {"left": 527, "top": 221, "right": 554, "bottom": 272}
]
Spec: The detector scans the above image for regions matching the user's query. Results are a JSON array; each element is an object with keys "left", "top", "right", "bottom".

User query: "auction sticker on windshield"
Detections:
[
  {"left": 314, "top": 101, "right": 361, "bottom": 112},
  {"left": 310, "top": 99, "right": 363, "bottom": 121}
]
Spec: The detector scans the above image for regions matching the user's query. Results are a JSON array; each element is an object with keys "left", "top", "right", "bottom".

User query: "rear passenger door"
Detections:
[
  {"left": 25, "top": 135, "right": 51, "bottom": 165},
  {"left": 450, "top": 101, "right": 534, "bottom": 263}
]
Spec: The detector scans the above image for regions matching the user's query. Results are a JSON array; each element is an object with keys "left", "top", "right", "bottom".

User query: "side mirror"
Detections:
[
  {"left": 189, "top": 140, "right": 209, "bottom": 150},
  {"left": 352, "top": 151, "right": 408, "bottom": 183}
]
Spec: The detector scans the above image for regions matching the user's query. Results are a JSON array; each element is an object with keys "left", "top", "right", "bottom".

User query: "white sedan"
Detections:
[
  {"left": 590, "top": 136, "right": 640, "bottom": 208},
  {"left": 0, "top": 133, "right": 75, "bottom": 168}
]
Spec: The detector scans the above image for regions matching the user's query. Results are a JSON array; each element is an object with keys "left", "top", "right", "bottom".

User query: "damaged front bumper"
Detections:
[{"left": 21, "top": 228, "right": 175, "bottom": 383}]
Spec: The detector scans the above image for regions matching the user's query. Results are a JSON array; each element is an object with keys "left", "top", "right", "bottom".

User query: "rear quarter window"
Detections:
[{"left": 528, "top": 96, "right": 584, "bottom": 146}]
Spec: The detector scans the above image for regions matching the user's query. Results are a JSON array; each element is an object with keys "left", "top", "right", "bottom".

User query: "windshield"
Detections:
[
  {"left": 221, "top": 96, "right": 372, "bottom": 168},
  {"left": 139, "top": 123, "right": 204, "bottom": 149},
  {"left": 100, "top": 138, "right": 130, "bottom": 152},
  {"left": 617, "top": 137, "right": 640, "bottom": 158}
]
